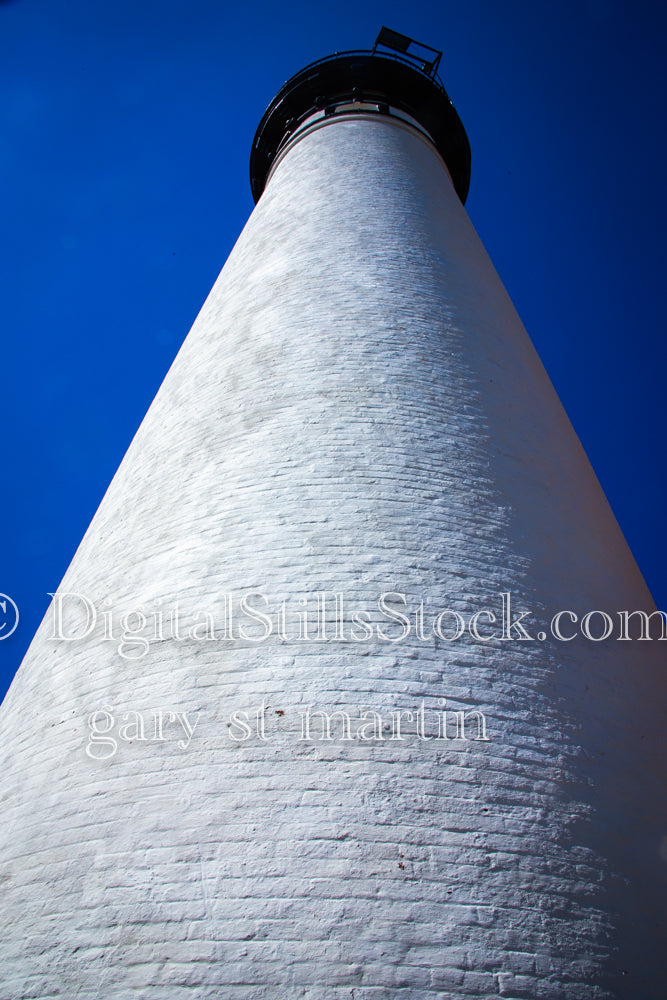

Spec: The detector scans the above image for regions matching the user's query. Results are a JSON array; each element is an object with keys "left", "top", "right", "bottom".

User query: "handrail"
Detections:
[{"left": 272, "top": 48, "right": 448, "bottom": 99}]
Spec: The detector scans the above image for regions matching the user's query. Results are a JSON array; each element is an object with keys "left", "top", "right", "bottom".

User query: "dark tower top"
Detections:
[{"left": 250, "top": 28, "right": 471, "bottom": 205}]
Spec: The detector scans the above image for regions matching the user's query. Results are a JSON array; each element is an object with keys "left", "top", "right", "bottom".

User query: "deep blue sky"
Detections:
[{"left": 1, "top": 0, "right": 666, "bottom": 700}]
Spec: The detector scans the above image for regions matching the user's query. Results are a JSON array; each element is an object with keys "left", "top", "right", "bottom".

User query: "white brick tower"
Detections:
[{"left": 1, "top": 29, "right": 665, "bottom": 1000}]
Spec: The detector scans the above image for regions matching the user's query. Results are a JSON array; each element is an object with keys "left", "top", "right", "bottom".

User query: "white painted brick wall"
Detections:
[{"left": 0, "top": 113, "right": 665, "bottom": 998}]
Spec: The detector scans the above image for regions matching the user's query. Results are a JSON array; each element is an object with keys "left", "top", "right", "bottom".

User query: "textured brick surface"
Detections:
[{"left": 0, "top": 114, "right": 665, "bottom": 998}]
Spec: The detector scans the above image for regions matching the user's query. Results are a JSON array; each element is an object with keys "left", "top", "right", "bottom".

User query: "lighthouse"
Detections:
[{"left": 0, "top": 27, "right": 664, "bottom": 999}]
